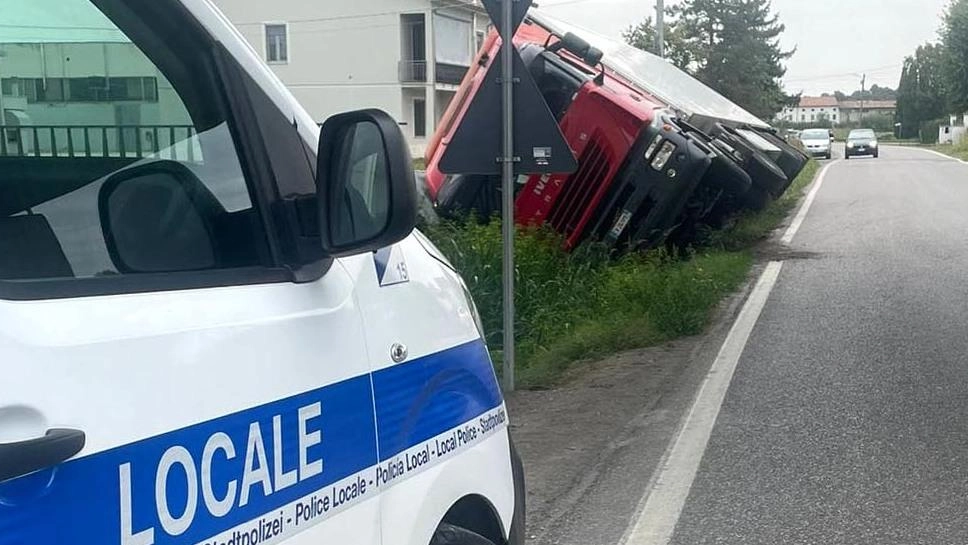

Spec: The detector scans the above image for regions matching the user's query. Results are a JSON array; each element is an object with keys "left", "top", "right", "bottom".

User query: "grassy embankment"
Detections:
[
  {"left": 929, "top": 140, "right": 968, "bottom": 160},
  {"left": 423, "top": 160, "right": 820, "bottom": 388}
]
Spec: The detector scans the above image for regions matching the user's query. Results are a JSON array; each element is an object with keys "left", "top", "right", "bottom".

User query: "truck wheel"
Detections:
[
  {"left": 741, "top": 186, "right": 773, "bottom": 211},
  {"left": 430, "top": 524, "right": 497, "bottom": 545},
  {"left": 745, "top": 151, "right": 789, "bottom": 195}
]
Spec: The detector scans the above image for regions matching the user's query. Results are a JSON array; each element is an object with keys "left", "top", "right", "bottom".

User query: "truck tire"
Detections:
[
  {"left": 754, "top": 130, "right": 810, "bottom": 181},
  {"left": 704, "top": 153, "right": 753, "bottom": 195},
  {"left": 745, "top": 151, "right": 789, "bottom": 196},
  {"left": 741, "top": 186, "right": 773, "bottom": 211},
  {"left": 430, "top": 524, "right": 497, "bottom": 545},
  {"left": 712, "top": 125, "right": 788, "bottom": 196}
]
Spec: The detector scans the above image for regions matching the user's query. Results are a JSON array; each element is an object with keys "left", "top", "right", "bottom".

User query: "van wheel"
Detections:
[{"left": 430, "top": 524, "right": 497, "bottom": 545}]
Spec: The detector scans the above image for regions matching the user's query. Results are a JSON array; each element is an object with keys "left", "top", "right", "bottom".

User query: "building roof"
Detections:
[
  {"left": 838, "top": 100, "right": 897, "bottom": 110},
  {"left": 799, "top": 96, "right": 839, "bottom": 108}
]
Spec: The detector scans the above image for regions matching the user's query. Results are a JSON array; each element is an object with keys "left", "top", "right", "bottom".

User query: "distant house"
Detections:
[
  {"left": 838, "top": 100, "right": 896, "bottom": 123},
  {"left": 777, "top": 96, "right": 840, "bottom": 124}
]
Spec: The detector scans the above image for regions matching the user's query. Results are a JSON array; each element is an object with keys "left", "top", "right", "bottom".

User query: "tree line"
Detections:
[
  {"left": 622, "top": 0, "right": 793, "bottom": 120},
  {"left": 896, "top": 0, "right": 968, "bottom": 139}
]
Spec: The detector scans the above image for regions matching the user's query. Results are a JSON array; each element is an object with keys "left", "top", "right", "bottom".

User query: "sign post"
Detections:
[
  {"left": 439, "top": 0, "right": 577, "bottom": 392},
  {"left": 500, "top": 0, "right": 516, "bottom": 391}
]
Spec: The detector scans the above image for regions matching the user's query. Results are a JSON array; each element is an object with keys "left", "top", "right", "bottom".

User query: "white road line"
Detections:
[
  {"left": 780, "top": 161, "right": 838, "bottom": 245},
  {"left": 902, "top": 145, "right": 968, "bottom": 165},
  {"left": 622, "top": 261, "right": 785, "bottom": 545}
]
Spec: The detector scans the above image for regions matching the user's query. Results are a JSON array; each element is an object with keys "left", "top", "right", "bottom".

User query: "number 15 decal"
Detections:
[{"left": 374, "top": 246, "right": 410, "bottom": 287}]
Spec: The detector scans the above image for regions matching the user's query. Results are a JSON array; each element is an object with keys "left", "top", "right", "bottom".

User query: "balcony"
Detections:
[
  {"left": 399, "top": 60, "right": 469, "bottom": 86},
  {"left": 399, "top": 60, "right": 428, "bottom": 83},
  {"left": 435, "top": 63, "right": 468, "bottom": 86}
]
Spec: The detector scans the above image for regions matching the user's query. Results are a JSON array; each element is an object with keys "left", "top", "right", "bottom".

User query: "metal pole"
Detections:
[
  {"left": 0, "top": 57, "right": 6, "bottom": 132},
  {"left": 656, "top": 0, "right": 665, "bottom": 58},
  {"left": 501, "top": 0, "right": 516, "bottom": 392},
  {"left": 860, "top": 74, "right": 866, "bottom": 122}
]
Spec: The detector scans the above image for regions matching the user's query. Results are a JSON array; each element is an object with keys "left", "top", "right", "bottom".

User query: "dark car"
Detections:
[{"left": 845, "top": 128, "right": 879, "bottom": 159}]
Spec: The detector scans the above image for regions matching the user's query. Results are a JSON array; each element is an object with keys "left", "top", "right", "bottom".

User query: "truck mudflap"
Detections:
[{"left": 591, "top": 125, "right": 712, "bottom": 250}]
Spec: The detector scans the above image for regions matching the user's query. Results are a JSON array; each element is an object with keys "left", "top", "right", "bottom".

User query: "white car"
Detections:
[
  {"left": 800, "top": 128, "right": 832, "bottom": 160},
  {"left": 0, "top": 1, "right": 523, "bottom": 545}
]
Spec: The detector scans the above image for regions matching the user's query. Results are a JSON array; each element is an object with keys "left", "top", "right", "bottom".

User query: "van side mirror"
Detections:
[
  {"left": 99, "top": 161, "right": 223, "bottom": 273},
  {"left": 317, "top": 109, "right": 417, "bottom": 257}
]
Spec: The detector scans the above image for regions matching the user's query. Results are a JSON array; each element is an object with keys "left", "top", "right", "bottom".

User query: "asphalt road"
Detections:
[{"left": 662, "top": 145, "right": 968, "bottom": 544}]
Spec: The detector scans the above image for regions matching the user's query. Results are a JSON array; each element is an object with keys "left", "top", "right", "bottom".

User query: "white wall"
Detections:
[
  {"left": 209, "top": 0, "right": 431, "bottom": 122},
  {"left": 208, "top": 0, "right": 485, "bottom": 154}
]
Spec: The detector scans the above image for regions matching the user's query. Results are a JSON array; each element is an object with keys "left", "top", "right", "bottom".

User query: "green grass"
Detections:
[
  {"left": 929, "top": 141, "right": 968, "bottom": 161},
  {"left": 422, "top": 160, "right": 820, "bottom": 389},
  {"left": 412, "top": 157, "right": 427, "bottom": 170}
]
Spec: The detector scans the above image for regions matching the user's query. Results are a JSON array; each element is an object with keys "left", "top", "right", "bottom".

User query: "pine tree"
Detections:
[
  {"left": 942, "top": 0, "right": 968, "bottom": 112},
  {"left": 669, "top": 0, "right": 794, "bottom": 119},
  {"left": 897, "top": 44, "right": 946, "bottom": 138},
  {"left": 622, "top": 15, "right": 694, "bottom": 70}
]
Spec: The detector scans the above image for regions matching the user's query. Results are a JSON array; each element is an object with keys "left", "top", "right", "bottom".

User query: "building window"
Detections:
[
  {"left": 413, "top": 98, "right": 427, "bottom": 138},
  {"left": 434, "top": 14, "right": 472, "bottom": 67},
  {"left": 811, "top": 114, "right": 815, "bottom": 121},
  {"left": 476, "top": 30, "right": 485, "bottom": 52},
  {"left": 801, "top": 115, "right": 806, "bottom": 121},
  {"left": 265, "top": 23, "right": 289, "bottom": 63},
  {"left": 22, "top": 77, "right": 158, "bottom": 103}
]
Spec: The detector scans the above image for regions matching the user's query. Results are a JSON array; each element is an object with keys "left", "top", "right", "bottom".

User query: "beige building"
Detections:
[{"left": 208, "top": 0, "right": 490, "bottom": 155}]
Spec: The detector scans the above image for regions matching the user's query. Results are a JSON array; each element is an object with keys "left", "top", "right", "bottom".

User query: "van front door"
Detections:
[{"left": 0, "top": 2, "right": 380, "bottom": 544}]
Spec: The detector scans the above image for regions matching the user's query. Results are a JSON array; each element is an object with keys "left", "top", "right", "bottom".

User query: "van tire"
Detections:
[{"left": 430, "top": 523, "right": 498, "bottom": 545}]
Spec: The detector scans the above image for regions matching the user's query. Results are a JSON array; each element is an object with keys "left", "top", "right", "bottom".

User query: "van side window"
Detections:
[{"left": 0, "top": 0, "right": 270, "bottom": 290}]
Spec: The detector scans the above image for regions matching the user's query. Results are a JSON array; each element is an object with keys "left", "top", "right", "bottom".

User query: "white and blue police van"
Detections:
[{"left": 0, "top": 1, "right": 524, "bottom": 544}]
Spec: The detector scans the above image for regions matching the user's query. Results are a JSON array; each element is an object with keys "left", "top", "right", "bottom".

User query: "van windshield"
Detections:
[{"left": 0, "top": 0, "right": 266, "bottom": 282}]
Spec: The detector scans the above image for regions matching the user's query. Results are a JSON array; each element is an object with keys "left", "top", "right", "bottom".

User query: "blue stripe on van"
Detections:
[
  {"left": 372, "top": 339, "right": 502, "bottom": 460},
  {"left": 0, "top": 338, "right": 499, "bottom": 545}
]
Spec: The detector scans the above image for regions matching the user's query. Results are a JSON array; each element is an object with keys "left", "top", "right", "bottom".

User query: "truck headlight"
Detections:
[{"left": 651, "top": 141, "right": 677, "bottom": 171}]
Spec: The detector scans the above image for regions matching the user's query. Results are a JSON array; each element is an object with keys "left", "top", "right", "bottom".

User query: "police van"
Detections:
[{"left": 0, "top": 1, "right": 524, "bottom": 544}]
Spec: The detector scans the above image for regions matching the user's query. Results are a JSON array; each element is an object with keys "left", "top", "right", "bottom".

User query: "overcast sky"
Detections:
[{"left": 538, "top": 0, "right": 950, "bottom": 96}]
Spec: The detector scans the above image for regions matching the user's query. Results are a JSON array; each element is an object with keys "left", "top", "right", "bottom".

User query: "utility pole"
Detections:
[
  {"left": 860, "top": 73, "right": 866, "bottom": 122},
  {"left": 656, "top": 0, "right": 665, "bottom": 58}
]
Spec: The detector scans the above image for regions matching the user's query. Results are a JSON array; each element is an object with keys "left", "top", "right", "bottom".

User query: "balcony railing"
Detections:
[
  {"left": 399, "top": 60, "right": 428, "bottom": 83},
  {"left": 435, "top": 63, "right": 468, "bottom": 86},
  {"left": 0, "top": 125, "right": 200, "bottom": 160}
]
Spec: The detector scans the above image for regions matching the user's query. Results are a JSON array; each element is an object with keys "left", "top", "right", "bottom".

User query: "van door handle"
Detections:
[{"left": 0, "top": 428, "right": 86, "bottom": 483}]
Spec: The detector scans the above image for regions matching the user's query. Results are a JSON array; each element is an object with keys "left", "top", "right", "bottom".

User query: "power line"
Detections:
[{"left": 784, "top": 64, "right": 901, "bottom": 83}]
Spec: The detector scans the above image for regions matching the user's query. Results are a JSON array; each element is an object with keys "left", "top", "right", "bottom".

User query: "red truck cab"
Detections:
[{"left": 425, "top": 23, "right": 716, "bottom": 251}]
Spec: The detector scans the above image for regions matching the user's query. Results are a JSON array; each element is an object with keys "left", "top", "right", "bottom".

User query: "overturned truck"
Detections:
[{"left": 423, "top": 11, "right": 808, "bottom": 251}]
